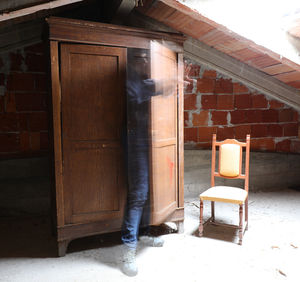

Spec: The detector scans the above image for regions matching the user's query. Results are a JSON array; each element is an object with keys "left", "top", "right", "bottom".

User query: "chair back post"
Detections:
[
  {"left": 244, "top": 134, "right": 250, "bottom": 192},
  {"left": 211, "top": 134, "right": 217, "bottom": 187}
]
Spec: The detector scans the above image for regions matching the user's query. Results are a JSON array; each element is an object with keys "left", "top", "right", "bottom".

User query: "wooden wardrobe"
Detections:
[{"left": 48, "top": 17, "right": 184, "bottom": 256}]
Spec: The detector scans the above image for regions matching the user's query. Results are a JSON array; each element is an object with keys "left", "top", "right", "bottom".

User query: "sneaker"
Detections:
[
  {"left": 139, "top": 235, "right": 164, "bottom": 247},
  {"left": 122, "top": 245, "right": 138, "bottom": 277}
]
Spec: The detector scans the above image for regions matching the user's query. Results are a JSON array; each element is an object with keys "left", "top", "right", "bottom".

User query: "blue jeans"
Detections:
[{"left": 121, "top": 141, "right": 150, "bottom": 249}]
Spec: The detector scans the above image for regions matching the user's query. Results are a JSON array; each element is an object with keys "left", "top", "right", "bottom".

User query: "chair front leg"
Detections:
[
  {"left": 211, "top": 201, "right": 215, "bottom": 222},
  {"left": 245, "top": 197, "right": 248, "bottom": 230},
  {"left": 239, "top": 204, "right": 243, "bottom": 245},
  {"left": 199, "top": 199, "right": 204, "bottom": 237}
]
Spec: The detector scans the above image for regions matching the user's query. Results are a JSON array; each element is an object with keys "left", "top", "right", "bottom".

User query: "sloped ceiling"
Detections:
[{"left": 138, "top": 0, "right": 300, "bottom": 91}]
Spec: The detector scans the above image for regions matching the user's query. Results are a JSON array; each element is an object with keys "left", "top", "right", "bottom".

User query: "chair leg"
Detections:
[
  {"left": 211, "top": 201, "right": 215, "bottom": 222},
  {"left": 199, "top": 199, "right": 204, "bottom": 237},
  {"left": 238, "top": 204, "right": 243, "bottom": 245},
  {"left": 245, "top": 197, "right": 248, "bottom": 230}
]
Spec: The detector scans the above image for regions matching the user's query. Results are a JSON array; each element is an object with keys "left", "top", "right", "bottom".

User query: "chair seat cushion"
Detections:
[{"left": 200, "top": 186, "right": 248, "bottom": 204}]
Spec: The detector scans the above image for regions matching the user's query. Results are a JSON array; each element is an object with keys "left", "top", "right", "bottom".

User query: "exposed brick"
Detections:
[
  {"left": 279, "top": 109, "right": 294, "bottom": 122},
  {"left": 15, "top": 93, "right": 47, "bottom": 111},
  {"left": 184, "top": 127, "right": 197, "bottom": 142},
  {"left": 197, "top": 77, "right": 215, "bottom": 93},
  {"left": 214, "top": 78, "right": 233, "bottom": 94},
  {"left": 269, "top": 99, "right": 284, "bottom": 109},
  {"left": 252, "top": 94, "right": 268, "bottom": 108},
  {"left": 184, "top": 78, "right": 194, "bottom": 93},
  {"left": 30, "top": 132, "right": 40, "bottom": 150},
  {"left": 18, "top": 113, "right": 28, "bottom": 130},
  {"left": 20, "top": 131, "right": 30, "bottom": 151},
  {"left": 0, "top": 113, "right": 18, "bottom": 132},
  {"left": 35, "top": 73, "right": 47, "bottom": 92},
  {"left": 9, "top": 52, "right": 23, "bottom": 72},
  {"left": 185, "top": 64, "right": 200, "bottom": 77},
  {"left": 7, "top": 73, "right": 35, "bottom": 92},
  {"left": 40, "top": 132, "right": 49, "bottom": 150},
  {"left": 233, "top": 83, "right": 249, "bottom": 94},
  {"left": 262, "top": 109, "right": 278, "bottom": 122},
  {"left": 5, "top": 93, "right": 16, "bottom": 113},
  {"left": 0, "top": 96, "right": 4, "bottom": 113},
  {"left": 267, "top": 124, "right": 283, "bottom": 137},
  {"left": 246, "top": 110, "right": 263, "bottom": 123},
  {"left": 195, "top": 142, "right": 211, "bottom": 149},
  {"left": 201, "top": 94, "right": 217, "bottom": 109},
  {"left": 217, "top": 126, "right": 234, "bottom": 140},
  {"left": 251, "top": 124, "right": 268, "bottom": 137},
  {"left": 276, "top": 139, "right": 291, "bottom": 152},
  {"left": 25, "top": 53, "right": 47, "bottom": 72},
  {"left": 184, "top": 94, "right": 197, "bottom": 110},
  {"left": 235, "top": 94, "right": 252, "bottom": 109},
  {"left": 211, "top": 111, "right": 228, "bottom": 125},
  {"left": 24, "top": 42, "right": 45, "bottom": 54},
  {"left": 291, "top": 139, "right": 300, "bottom": 153},
  {"left": 0, "top": 133, "right": 19, "bottom": 152},
  {"left": 234, "top": 125, "right": 251, "bottom": 139},
  {"left": 192, "top": 110, "right": 209, "bottom": 126},
  {"left": 251, "top": 138, "right": 275, "bottom": 151},
  {"left": 230, "top": 110, "right": 247, "bottom": 124},
  {"left": 0, "top": 73, "right": 4, "bottom": 85},
  {"left": 283, "top": 123, "right": 298, "bottom": 137},
  {"left": 184, "top": 111, "right": 189, "bottom": 126},
  {"left": 203, "top": 69, "right": 217, "bottom": 79},
  {"left": 28, "top": 112, "right": 48, "bottom": 131},
  {"left": 217, "top": 94, "right": 234, "bottom": 110},
  {"left": 198, "top": 127, "right": 217, "bottom": 142},
  {"left": 293, "top": 111, "right": 299, "bottom": 122}
]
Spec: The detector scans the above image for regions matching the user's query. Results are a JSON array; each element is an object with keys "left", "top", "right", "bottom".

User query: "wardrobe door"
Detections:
[
  {"left": 60, "top": 43, "right": 126, "bottom": 225},
  {"left": 149, "top": 41, "right": 178, "bottom": 224}
]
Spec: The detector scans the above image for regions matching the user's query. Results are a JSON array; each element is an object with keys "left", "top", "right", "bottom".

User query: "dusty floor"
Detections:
[{"left": 1, "top": 189, "right": 300, "bottom": 282}]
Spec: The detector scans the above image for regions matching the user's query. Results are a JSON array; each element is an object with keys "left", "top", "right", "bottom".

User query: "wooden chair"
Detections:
[{"left": 199, "top": 134, "right": 250, "bottom": 245}]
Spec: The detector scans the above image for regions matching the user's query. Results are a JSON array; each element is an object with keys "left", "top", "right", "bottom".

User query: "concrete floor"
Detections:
[{"left": 1, "top": 189, "right": 300, "bottom": 282}]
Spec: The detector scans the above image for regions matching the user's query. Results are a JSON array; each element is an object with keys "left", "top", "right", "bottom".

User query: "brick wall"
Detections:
[
  {"left": 184, "top": 58, "right": 300, "bottom": 153},
  {"left": 0, "top": 42, "right": 49, "bottom": 157}
]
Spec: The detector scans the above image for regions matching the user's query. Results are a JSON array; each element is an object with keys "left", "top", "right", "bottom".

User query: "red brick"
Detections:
[
  {"left": 230, "top": 110, "right": 247, "bottom": 124},
  {"left": 211, "top": 111, "right": 228, "bottom": 125},
  {"left": 233, "top": 83, "right": 249, "bottom": 94},
  {"left": 185, "top": 64, "right": 200, "bottom": 77},
  {"left": 184, "top": 78, "right": 194, "bottom": 93},
  {"left": 24, "top": 42, "right": 45, "bottom": 54},
  {"left": 195, "top": 142, "right": 211, "bottom": 149},
  {"left": 184, "top": 94, "right": 197, "bottom": 110},
  {"left": 15, "top": 93, "right": 47, "bottom": 111},
  {"left": 192, "top": 110, "right": 209, "bottom": 126},
  {"left": 217, "top": 94, "right": 234, "bottom": 110},
  {"left": 201, "top": 94, "right": 217, "bottom": 109},
  {"left": 252, "top": 94, "right": 268, "bottom": 108},
  {"left": 276, "top": 139, "right": 291, "bottom": 152},
  {"left": 198, "top": 127, "right": 217, "bottom": 142},
  {"left": 0, "top": 133, "right": 19, "bottom": 152},
  {"left": 25, "top": 53, "right": 47, "bottom": 72},
  {"left": 20, "top": 132, "right": 30, "bottom": 151},
  {"left": 40, "top": 132, "right": 49, "bottom": 150},
  {"left": 184, "top": 111, "right": 189, "bottom": 126},
  {"left": 269, "top": 99, "right": 284, "bottom": 109},
  {"left": 283, "top": 123, "right": 298, "bottom": 137},
  {"left": 9, "top": 52, "right": 23, "bottom": 71},
  {"left": 293, "top": 111, "right": 299, "bottom": 122},
  {"left": 262, "top": 109, "right": 278, "bottom": 122},
  {"left": 246, "top": 110, "right": 263, "bottom": 123},
  {"left": 235, "top": 94, "right": 252, "bottom": 109},
  {"left": 214, "top": 78, "right": 233, "bottom": 94},
  {"left": 251, "top": 138, "right": 275, "bottom": 151},
  {"left": 28, "top": 112, "right": 48, "bottom": 131},
  {"left": 217, "top": 126, "right": 234, "bottom": 140},
  {"left": 234, "top": 125, "right": 251, "bottom": 139},
  {"left": 0, "top": 113, "right": 19, "bottom": 132},
  {"left": 7, "top": 73, "right": 35, "bottom": 92},
  {"left": 184, "top": 127, "right": 197, "bottom": 142},
  {"left": 197, "top": 77, "right": 215, "bottom": 93},
  {"left": 291, "top": 139, "right": 300, "bottom": 153},
  {"left": 267, "top": 124, "right": 283, "bottom": 137},
  {"left": 203, "top": 69, "right": 217, "bottom": 79},
  {"left": 251, "top": 124, "right": 268, "bottom": 137},
  {"left": 0, "top": 73, "right": 4, "bottom": 85},
  {"left": 30, "top": 132, "right": 40, "bottom": 150},
  {"left": 18, "top": 113, "right": 28, "bottom": 130},
  {"left": 35, "top": 74, "right": 47, "bottom": 92},
  {"left": 5, "top": 93, "right": 16, "bottom": 113},
  {"left": 0, "top": 96, "right": 4, "bottom": 113},
  {"left": 279, "top": 109, "right": 294, "bottom": 122}
]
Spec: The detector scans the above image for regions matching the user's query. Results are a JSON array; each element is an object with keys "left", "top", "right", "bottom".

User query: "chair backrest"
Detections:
[{"left": 211, "top": 134, "right": 250, "bottom": 191}]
